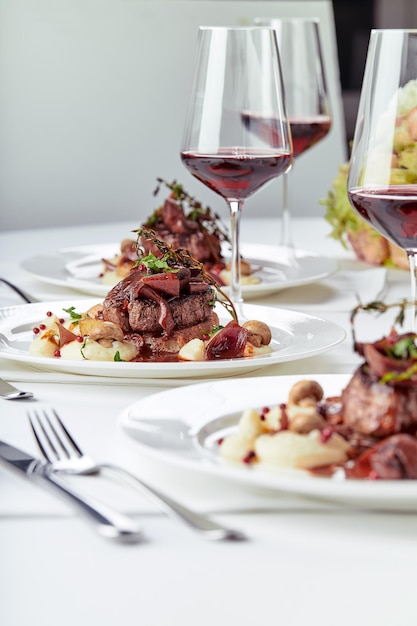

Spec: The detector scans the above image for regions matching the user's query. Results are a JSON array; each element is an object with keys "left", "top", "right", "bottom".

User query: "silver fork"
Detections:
[{"left": 28, "top": 408, "right": 246, "bottom": 541}]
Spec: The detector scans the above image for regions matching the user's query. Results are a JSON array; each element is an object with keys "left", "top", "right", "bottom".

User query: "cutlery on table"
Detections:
[
  {"left": 0, "top": 278, "right": 37, "bottom": 303},
  {"left": 0, "top": 378, "right": 34, "bottom": 400},
  {"left": 0, "top": 440, "right": 142, "bottom": 543},
  {"left": 28, "top": 408, "right": 246, "bottom": 541}
]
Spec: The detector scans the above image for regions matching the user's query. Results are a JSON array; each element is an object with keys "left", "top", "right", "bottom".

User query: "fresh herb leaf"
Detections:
[
  {"left": 132, "top": 227, "right": 238, "bottom": 321},
  {"left": 114, "top": 351, "right": 124, "bottom": 362},
  {"left": 137, "top": 252, "right": 179, "bottom": 274},
  {"left": 62, "top": 306, "right": 82, "bottom": 320}
]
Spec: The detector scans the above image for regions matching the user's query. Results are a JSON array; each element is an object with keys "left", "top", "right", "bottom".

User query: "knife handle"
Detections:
[{"left": 38, "top": 470, "right": 142, "bottom": 543}]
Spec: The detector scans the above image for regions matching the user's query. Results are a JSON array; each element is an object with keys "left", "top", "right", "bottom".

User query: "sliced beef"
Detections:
[
  {"left": 102, "top": 265, "right": 215, "bottom": 338},
  {"left": 341, "top": 364, "right": 417, "bottom": 437},
  {"left": 347, "top": 433, "right": 417, "bottom": 479},
  {"left": 127, "top": 290, "right": 213, "bottom": 333},
  {"left": 140, "top": 198, "right": 223, "bottom": 264},
  {"left": 124, "top": 311, "right": 219, "bottom": 356}
]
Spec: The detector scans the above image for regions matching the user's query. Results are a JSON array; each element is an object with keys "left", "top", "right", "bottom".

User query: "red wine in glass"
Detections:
[
  {"left": 241, "top": 112, "right": 331, "bottom": 158},
  {"left": 289, "top": 116, "right": 331, "bottom": 158},
  {"left": 348, "top": 185, "right": 417, "bottom": 250},
  {"left": 181, "top": 27, "right": 292, "bottom": 304},
  {"left": 180, "top": 148, "right": 292, "bottom": 202}
]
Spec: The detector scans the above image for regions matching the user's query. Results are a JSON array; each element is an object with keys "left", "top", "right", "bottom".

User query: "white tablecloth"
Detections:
[{"left": 1, "top": 217, "right": 415, "bottom": 626}]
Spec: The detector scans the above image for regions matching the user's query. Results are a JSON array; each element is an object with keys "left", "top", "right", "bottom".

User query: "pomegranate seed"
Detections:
[
  {"left": 59, "top": 318, "right": 65, "bottom": 323},
  {"left": 320, "top": 428, "right": 333, "bottom": 443},
  {"left": 76, "top": 336, "right": 84, "bottom": 343},
  {"left": 242, "top": 450, "right": 256, "bottom": 464},
  {"left": 261, "top": 406, "right": 270, "bottom": 414},
  {"left": 46, "top": 311, "right": 52, "bottom": 317},
  {"left": 217, "top": 437, "right": 224, "bottom": 445},
  {"left": 54, "top": 350, "right": 61, "bottom": 358},
  {"left": 202, "top": 333, "right": 210, "bottom": 341},
  {"left": 33, "top": 327, "right": 40, "bottom": 334},
  {"left": 39, "top": 324, "right": 46, "bottom": 330}
]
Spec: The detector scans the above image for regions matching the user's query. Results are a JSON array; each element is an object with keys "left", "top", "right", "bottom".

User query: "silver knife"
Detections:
[
  {"left": 0, "top": 378, "right": 34, "bottom": 400},
  {"left": 0, "top": 441, "right": 142, "bottom": 543}
]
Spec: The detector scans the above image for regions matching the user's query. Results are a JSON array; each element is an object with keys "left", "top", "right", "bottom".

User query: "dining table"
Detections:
[{"left": 1, "top": 214, "right": 416, "bottom": 626}]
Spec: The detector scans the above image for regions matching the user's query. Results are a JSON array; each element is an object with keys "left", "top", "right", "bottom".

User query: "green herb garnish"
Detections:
[
  {"left": 62, "top": 306, "right": 82, "bottom": 320},
  {"left": 132, "top": 227, "right": 237, "bottom": 321},
  {"left": 137, "top": 252, "right": 179, "bottom": 274}
]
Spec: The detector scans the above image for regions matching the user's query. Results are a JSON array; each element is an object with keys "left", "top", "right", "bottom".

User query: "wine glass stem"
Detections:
[
  {"left": 228, "top": 200, "right": 243, "bottom": 304},
  {"left": 280, "top": 171, "right": 293, "bottom": 248},
  {"left": 408, "top": 252, "right": 416, "bottom": 332}
]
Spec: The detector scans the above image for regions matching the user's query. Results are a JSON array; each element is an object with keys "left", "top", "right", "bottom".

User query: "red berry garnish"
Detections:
[
  {"left": 320, "top": 428, "right": 333, "bottom": 443},
  {"left": 46, "top": 311, "right": 53, "bottom": 317},
  {"left": 54, "top": 350, "right": 61, "bottom": 358},
  {"left": 76, "top": 336, "right": 84, "bottom": 342},
  {"left": 39, "top": 324, "right": 46, "bottom": 330},
  {"left": 33, "top": 327, "right": 40, "bottom": 334},
  {"left": 59, "top": 318, "right": 65, "bottom": 324},
  {"left": 242, "top": 450, "right": 257, "bottom": 464}
]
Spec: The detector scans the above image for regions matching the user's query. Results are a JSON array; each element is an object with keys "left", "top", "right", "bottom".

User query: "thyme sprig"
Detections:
[
  {"left": 350, "top": 298, "right": 410, "bottom": 349},
  {"left": 350, "top": 297, "right": 417, "bottom": 384},
  {"left": 152, "top": 178, "right": 230, "bottom": 243},
  {"left": 132, "top": 227, "right": 238, "bottom": 321}
]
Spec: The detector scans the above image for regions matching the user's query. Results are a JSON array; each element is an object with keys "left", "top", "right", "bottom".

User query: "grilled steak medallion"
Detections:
[
  {"left": 341, "top": 332, "right": 417, "bottom": 438},
  {"left": 102, "top": 264, "right": 218, "bottom": 356}
]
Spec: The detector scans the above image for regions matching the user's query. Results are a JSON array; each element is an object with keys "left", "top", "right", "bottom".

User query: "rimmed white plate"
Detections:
[
  {"left": 0, "top": 300, "right": 345, "bottom": 381},
  {"left": 119, "top": 374, "right": 417, "bottom": 510},
  {"left": 20, "top": 243, "right": 338, "bottom": 299}
]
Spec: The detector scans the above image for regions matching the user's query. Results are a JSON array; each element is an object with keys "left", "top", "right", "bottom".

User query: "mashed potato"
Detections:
[
  {"left": 29, "top": 308, "right": 140, "bottom": 362},
  {"left": 219, "top": 381, "right": 351, "bottom": 471}
]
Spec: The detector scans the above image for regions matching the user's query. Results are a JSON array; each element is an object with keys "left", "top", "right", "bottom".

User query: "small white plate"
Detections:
[
  {"left": 20, "top": 242, "right": 338, "bottom": 299},
  {"left": 0, "top": 300, "right": 345, "bottom": 382},
  {"left": 119, "top": 374, "right": 417, "bottom": 510}
]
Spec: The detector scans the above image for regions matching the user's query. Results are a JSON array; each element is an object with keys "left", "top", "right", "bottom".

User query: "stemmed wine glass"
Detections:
[
  {"left": 255, "top": 18, "right": 332, "bottom": 257},
  {"left": 180, "top": 26, "right": 292, "bottom": 304},
  {"left": 348, "top": 29, "right": 417, "bottom": 329}
]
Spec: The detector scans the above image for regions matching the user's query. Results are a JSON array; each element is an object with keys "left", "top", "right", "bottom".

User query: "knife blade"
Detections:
[
  {"left": 0, "top": 378, "right": 34, "bottom": 400},
  {"left": 0, "top": 441, "right": 142, "bottom": 543}
]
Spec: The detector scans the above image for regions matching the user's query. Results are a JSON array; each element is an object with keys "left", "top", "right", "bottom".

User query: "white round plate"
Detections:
[
  {"left": 119, "top": 374, "right": 417, "bottom": 510},
  {"left": 0, "top": 299, "right": 345, "bottom": 382},
  {"left": 20, "top": 242, "right": 338, "bottom": 299}
]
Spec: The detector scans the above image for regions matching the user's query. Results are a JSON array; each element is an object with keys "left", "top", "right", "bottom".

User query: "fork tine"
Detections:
[
  {"left": 28, "top": 410, "right": 55, "bottom": 463},
  {"left": 28, "top": 408, "right": 81, "bottom": 463},
  {"left": 50, "top": 409, "right": 83, "bottom": 456}
]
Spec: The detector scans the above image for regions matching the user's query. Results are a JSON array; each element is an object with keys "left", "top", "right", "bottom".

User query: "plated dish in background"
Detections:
[
  {"left": 0, "top": 300, "right": 345, "bottom": 381},
  {"left": 119, "top": 374, "right": 417, "bottom": 510},
  {"left": 20, "top": 242, "right": 338, "bottom": 299}
]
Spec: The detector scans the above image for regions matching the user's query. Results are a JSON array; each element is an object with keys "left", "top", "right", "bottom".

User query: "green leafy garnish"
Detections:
[
  {"left": 137, "top": 252, "right": 179, "bottom": 274},
  {"left": 114, "top": 351, "right": 124, "bottom": 362},
  {"left": 132, "top": 227, "right": 237, "bottom": 321},
  {"left": 385, "top": 336, "right": 417, "bottom": 360},
  {"left": 62, "top": 306, "right": 82, "bottom": 320}
]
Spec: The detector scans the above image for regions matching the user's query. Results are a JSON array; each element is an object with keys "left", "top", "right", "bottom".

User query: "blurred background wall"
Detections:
[{"left": 0, "top": 0, "right": 347, "bottom": 231}]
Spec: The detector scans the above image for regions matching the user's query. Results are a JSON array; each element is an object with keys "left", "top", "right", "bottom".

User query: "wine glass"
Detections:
[
  {"left": 180, "top": 27, "right": 292, "bottom": 304},
  {"left": 255, "top": 18, "right": 332, "bottom": 257},
  {"left": 348, "top": 29, "right": 417, "bottom": 329}
]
